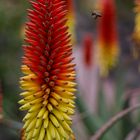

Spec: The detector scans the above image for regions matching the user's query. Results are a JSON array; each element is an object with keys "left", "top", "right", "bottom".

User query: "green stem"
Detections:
[{"left": 90, "top": 104, "right": 140, "bottom": 140}]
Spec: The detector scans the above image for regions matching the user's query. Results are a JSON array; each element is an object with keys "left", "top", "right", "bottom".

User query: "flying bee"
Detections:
[{"left": 91, "top": 11, "right": 102, "bottom": 19}]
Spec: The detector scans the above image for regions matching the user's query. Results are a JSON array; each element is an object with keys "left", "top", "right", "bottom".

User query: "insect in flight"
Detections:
[{"left": 91, "top": 11, "right": 102, "bottom": 19}]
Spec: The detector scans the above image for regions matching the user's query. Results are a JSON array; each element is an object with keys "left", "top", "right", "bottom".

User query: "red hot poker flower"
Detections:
[
  {"left": 97, "top": 0, "right": 119, "bottom": 76},
  {"left": 19, "top": 0, "right": 76, "bottom": 139},
  {"left": 83, "top": 34, "right": 94, "bottom": 67}
]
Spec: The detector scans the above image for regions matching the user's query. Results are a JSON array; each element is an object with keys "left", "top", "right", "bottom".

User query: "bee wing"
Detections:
[{"left": 98, "top": 14, "right": 102, "bottom": 17}]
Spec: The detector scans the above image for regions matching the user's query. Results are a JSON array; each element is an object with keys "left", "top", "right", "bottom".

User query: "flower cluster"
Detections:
[
  {"left": 19, "top": 0, "right": 76, "bottom": 139},
  {"left": 132, "top": 0, "right": 140, "bottom": 59},
  {"left": 97, "top": 0, "right": 119, "bottom": 76}
]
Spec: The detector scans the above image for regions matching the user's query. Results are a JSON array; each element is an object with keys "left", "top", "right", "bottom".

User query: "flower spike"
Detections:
[
  {"left": 19, "top": 0, "right": 76, "bottom": 139},
  {"left": 96, "top": 0, "right": 119, "bottom": 76}
]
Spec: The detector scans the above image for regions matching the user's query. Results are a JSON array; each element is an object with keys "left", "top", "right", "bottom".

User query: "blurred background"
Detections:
[{"left": 0, "top": 0, "right": 140, "bottom": 139}]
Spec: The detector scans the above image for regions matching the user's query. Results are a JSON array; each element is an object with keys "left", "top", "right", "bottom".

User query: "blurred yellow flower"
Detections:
[
  {"left": 65, "top": 0, "right": 76, "bottom": 44},
  {"left": 132, "top": 0, "right": 140, "bottom": 59}
]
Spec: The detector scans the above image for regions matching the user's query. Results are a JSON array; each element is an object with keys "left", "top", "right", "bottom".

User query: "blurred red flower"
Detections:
[{"left": 97, "top": 0, "right": 119, "bottom": 76}]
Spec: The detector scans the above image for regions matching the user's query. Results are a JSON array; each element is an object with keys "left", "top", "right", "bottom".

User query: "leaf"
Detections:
[
  {"left": 75, "top": 93, "right": 98, "bottom": 134},
  {"left": 97, "top": 80, "right": 109, "bottom": 121},
  {"left": 76, "top": 92, "right": 116, "bottom": 140},
  {"left": 120, "top": 92, "right": 134, "bottom": 139}
]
